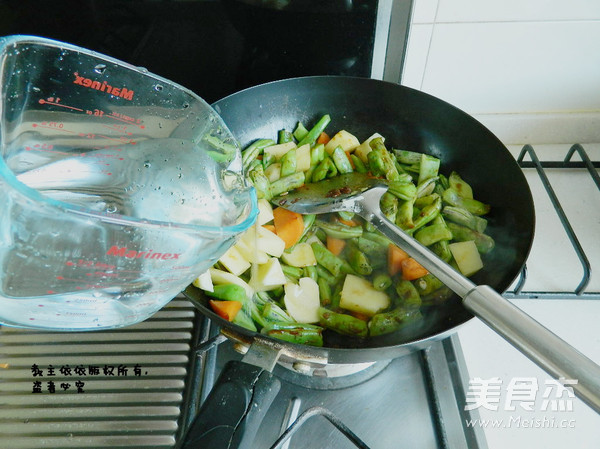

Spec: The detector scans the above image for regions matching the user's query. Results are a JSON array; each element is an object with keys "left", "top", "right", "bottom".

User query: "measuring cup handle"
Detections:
[{"left": 181, "top": 360, "right": 281, "bottom": 449}]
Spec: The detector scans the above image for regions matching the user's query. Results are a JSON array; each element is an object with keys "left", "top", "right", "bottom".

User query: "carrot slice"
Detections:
[
  {"left": 401, "top": 258, "right": 428, "bottom": 280},
  {"left": 345, "top": 151, "right": 355, "bottom": 169},
  {"left": 262, "top": 224, "right": 277, "bottom": 234},
  {"left": 326, "top": 235, "right": 346, "bottom": 256},
  {"left": 316, "top": 132, "right": 330, "bottom": 145},
  {"left": 272, "top": 207, "right": 305, "bottom": 249},
  {"left": 209, "top": 299, "right": 243, "bottom": 321},
  {"left": 334, "top": 215, "right": 360, "bottom": 227},
  {"left": 388, "top": 244, "right": 410, "bottom": 276}
]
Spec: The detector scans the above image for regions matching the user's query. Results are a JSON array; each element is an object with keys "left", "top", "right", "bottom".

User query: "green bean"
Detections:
[
  {"left": 367, "top": 150, "right": 386, "bottom": 177},
  {"left": 315, "top": 264, "right": 337, "bottom": 285},
  {"left": 278, "top": 129, "right": 293, "bottom": 144},
  {"left": 311, "top": 144, "right": 326, "bottom": 166},
  {"left": 364, "top": 221, "right": 376, "bottom": 233},
  {"left": 205, "top": 284, "right": 247, "bottom": 302},
  {"left": 369, "top": 137, "right": 401, "bottom": 181},
  {"left": 414, "top": 222, "right": 453, "bottom": 246},
  {"left": 357, "top": 236, "right": 381, "bottom": 257},
  {"left": 270, "top": 172, "right": 305, "bottom": 197},
  {"left": 338, "top": 210, "right": 355, "bottom": 222},
  {"left": 329, "top": 287, "right": 342, "bottom": 310},
  {"left": 303, "top": 165, "right": 316, "bottom": 184},
  {"left": 393, "top": 149, "right": 422, "bottom": 165},
  {"left": 442, "top": 206, "right": 488, "bottom": 233},
  {"left": 280, "top": 148, "right": 297, "bottom": 177},
  {"left": 331, "top": 146, "right": 354, "bottom": 174},
  {"left": 431, "top": 240, "right": 453, "bottom": 262},
  {"left": 206, "top": 150, "right": 232, "bottom": 163},
  {"left": 442, "top": 188, "right": 490, "bottom": 216},
  {"left": 318, "top": 307, "right": 368, "bottom": 338},
  {"left": 297, "top": 114, "right": 331, "bottom": 147},
  {"left": 413, "top": 274, "right": 444, "bottom": 296},
  {"left": 247, "top": 301, "right": 268, "bottom": 329},
  {"left": 421, "top": 286, "right": 453, "bottom": 306},
  {"left": 247, "top": 158, "right": 262, "bottom": 173},
  {"left": 356, "top": 237, "right": 387, "bottom": 270},
  {"left": 448, "top": 171, "right": 473, "bottom": 199},
  {"left": 232, "top": 309, "right": 257, "bottom": 332},
  {"left": 409, "top": 196, "right": 442, "bottom": 234},
  {"left": 262, "top": 323, "right": 323, "bottom": 346},
  {"left": 203, "top": 135, "right": 237, "bottom": 160},
  {"left": 254, "top": 291, "right": 274, "bottom": 308},
  {"left": 380, "top": 191, "right": 398, "bottom": 222},
  {"left": 315, "top": 228, "right": 327, "bottom": 243},
  {"left": 368, "top": 308, "right": 422, "bottom": 337},
  {"left": 447, "top": 222, "right": 495, "bottom": 253},
  {"left": 372, "top": 272, "right": 393, "bottom": 291},
  {"left": 297, "top": 214, "right": 317, "bottom": 243},
  {"left": 315, "top": 219, "right": 363, "bottom": 239},
  {"left": 418, "top": 154, "right": 441, "bottom": 184},
  {"left": 263, "top": 321, "right": 322, "bottom": 332},
  {"left": 395, "top": 279, "right": 422, "bottom": 309},
  {"left": 263, "top": 151, "right": 277, "bottom": 170},
  {"left": 242, "top": 138, "right": 275, "bottom": 171},
  {"left": 262, "top": 301, "right": 294, "bottom": 323},
  {"left": 414, "top": 193, "right": 439, "bottom": 209},
  {"left": 362, "top": 231, "right": 393, "bottom": 248},
  {"left": 350, "top": 154, "right": 368, "bottom": 173},
  {"left": 248, "top": 165, "right": 272, "bottom": 200},
  {"left": 347, "top": 246, "right": 373, "bottom": 276},
  {"left": 317, "top": 277, "right": 332, "bottom": 306},
  {"left": 416, "top": 177, "right": 438, "bottom": 198},
  {"left": 271, "top": 285, "right": 284, "bottom": 299},
  {"left": 438, "top": 173, "right": 449, "bottom": 190},
  {"left": 311, "top": 242, "right": 354, "bottom": 277},
  {"left": 281, "top": 263, "right": 303, "bottom": 280},
  {"left": 312, "top": 157, "right": 337, "bottom": 182},
  {"left": 396, "top": 199, "right": 414, "bottom": 230},
  {"left": 388, "top": 180, "right": 417, "bottom": 201},
  {"left": 304, "top": 265, "right": 319, "bottom": 283},
  {"left": 293, "top": 122, "right": 309, "bottom": 142}
]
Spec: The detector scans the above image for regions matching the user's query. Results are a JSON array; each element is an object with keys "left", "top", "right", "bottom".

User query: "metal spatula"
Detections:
[{"left": 273, "top": 172, "right": 600, "bottom": 413}]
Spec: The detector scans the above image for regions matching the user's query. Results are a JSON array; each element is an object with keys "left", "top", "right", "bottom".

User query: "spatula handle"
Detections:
[
  {"left": 464, "top": 285, "right": 600, "bottom": 414},
  {"left": 363, "top": 204, "right": 600, "bottom": 414}
]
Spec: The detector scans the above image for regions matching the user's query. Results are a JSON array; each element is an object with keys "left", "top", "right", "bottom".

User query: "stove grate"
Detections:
[{"left": 505, "top": 143, "right": 600, "bottom": 299}]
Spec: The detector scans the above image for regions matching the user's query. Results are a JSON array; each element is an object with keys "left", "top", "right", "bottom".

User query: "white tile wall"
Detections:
[{"left": 402, "top": 0, "right": 600, "bottom": 144}]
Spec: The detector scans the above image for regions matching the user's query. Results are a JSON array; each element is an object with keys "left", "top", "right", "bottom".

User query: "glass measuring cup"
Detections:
[{"left": 0, "top": 35, "right": 257, "bottom": 330}]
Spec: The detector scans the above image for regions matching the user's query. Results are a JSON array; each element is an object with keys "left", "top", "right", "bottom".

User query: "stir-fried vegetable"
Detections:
[{"left": 193, "top": 115, "right": 496, "bottom": 345}]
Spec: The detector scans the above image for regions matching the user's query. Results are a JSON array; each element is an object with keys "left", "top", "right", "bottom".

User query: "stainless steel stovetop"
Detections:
[
  {"left": 0, "top": 298, "right": 486, "bottom": 449},
  {"left": 182, "top": 317, "right": 487, "bottom": 449}
]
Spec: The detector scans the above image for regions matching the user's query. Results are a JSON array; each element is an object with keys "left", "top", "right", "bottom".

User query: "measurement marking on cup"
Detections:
[
  {"left": 97, "top": 134, "right": 136, "bottom": 145},
  {"left": 32, "top": 122, "right": 76, "bottom": 133},
  {"left": 108, "top": 111, "right": 146, "bottom": 129},
  {"left": 38, "top": 97, "right": 83, "bottom": 112},
  {"left": 102, "top": 124, "right": 133, "bottom": 135},
  {"left": 24, "top": 145, "right": 72, "bottom": 156}
]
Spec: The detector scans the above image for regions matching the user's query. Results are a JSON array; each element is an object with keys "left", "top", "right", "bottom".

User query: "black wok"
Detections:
[{"left": 181, "top": 77, "right": 599, "bottom": 448}]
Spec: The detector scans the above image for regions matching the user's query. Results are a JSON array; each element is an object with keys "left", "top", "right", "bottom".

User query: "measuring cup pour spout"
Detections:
[{"left": 0, "top": 35, "right": 258, "bottom": 330}]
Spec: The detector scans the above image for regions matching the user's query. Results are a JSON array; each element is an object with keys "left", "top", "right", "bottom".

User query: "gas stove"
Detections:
[
  {"left": 1, "top": 143, "right": 596, "bottom": 448},
  {"left": 180, "top": 318, "right": 486, "bottom": 449}
]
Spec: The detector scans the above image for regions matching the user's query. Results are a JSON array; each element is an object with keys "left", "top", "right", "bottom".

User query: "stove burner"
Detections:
[{"left": 274, "top": 359, "right": 392, "bottom": 390}]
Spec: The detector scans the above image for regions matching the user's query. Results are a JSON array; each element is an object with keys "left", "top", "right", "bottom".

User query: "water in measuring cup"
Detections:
[
  {"left": 16, "top": 138, "right": 245, "bottom": 227},
  {"left": 0, "top": 138, "right": 246, "bottom": 329}
]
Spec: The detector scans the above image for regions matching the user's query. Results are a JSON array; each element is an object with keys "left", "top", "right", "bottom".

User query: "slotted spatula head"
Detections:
[{"left": 271, "top": 172, "right": 388, "bottom": 215}]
